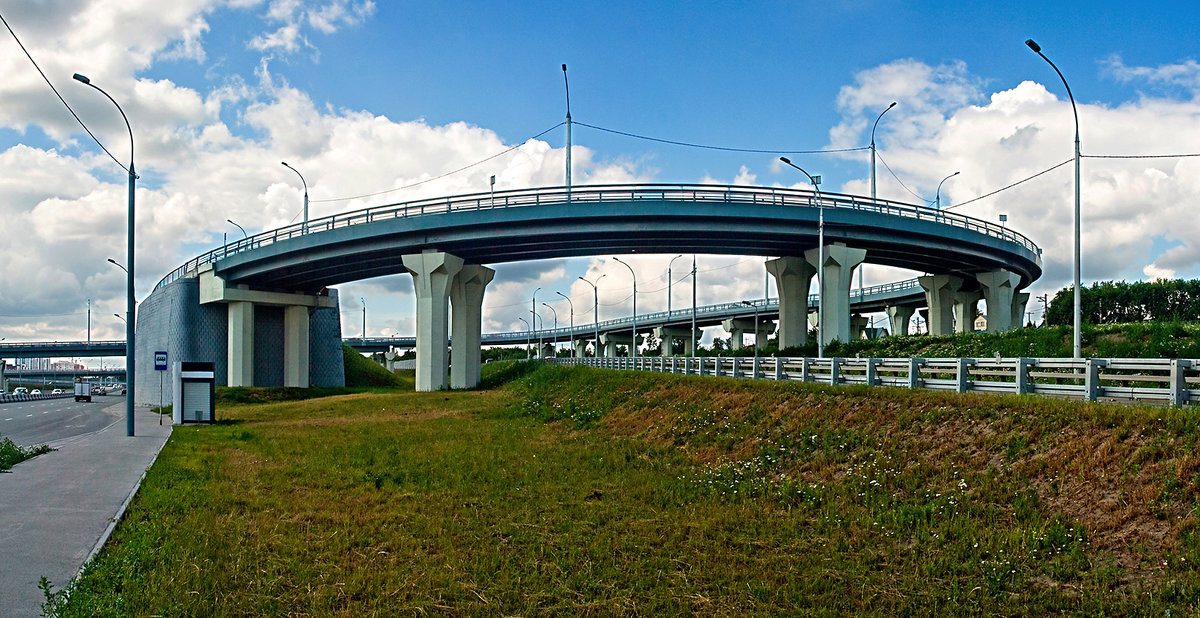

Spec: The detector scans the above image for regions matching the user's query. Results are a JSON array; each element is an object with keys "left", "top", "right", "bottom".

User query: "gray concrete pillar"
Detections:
[
  {"left": 765, "top": 256, "right": 817, "bottom": 349},
  {"left": 655, "top": 326, "right": 702, "bottom": 356},
  {"left": 953, "top": 290, "right": 983, "bottom": 334},
  {"left": 283, "top": 305, "right": 310, "bottom": 387},
  {"left": 885, "top": 305, "right": 915, "bottom": 336},
  {"left": 449, "top": 264, "right": 495, "bottom": 389},
  {"left": 976, "top": 269, "right": 1022, "bottom": 332},
  {"left": 721, "top": 318, "right": 774, "bottom": 351},
  {"left": 805, "top": 243, "right": 868, "bottom": 346},
  {"left": 227, "top": 300, "right": 255, "bottom": 387},
  {"left": 402, "top": 251, "right": 464, "bottom": 391},
  {"left": 918, "top": 308, "right": 930, "bottom": 333},
  {"left": 851, "top": 315, "right": 869, "bottom": 340},
  {"left": 1011, "top": 292, "right": 1031, "bottom": 328},
  {"left": 600, "top": 333, "right": 641, "bottom": 357},
  {"left": 573, "top": 339, "right": 588, "bottom": 358},
  {"left": 385, "top": 350, "right": 398, "bottom": 372},
  {"left": 918, "top": 274, "right": 963, "bottom": 336}
]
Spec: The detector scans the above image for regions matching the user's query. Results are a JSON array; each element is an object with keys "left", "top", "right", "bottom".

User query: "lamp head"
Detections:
[
  {"left": 1025, "top": 39, "right": 1041, "bottom": 53},
  {"left": 887, "top": 101, "right": 897, "bottom": 109},
  {"left": 561, "top": 63, "right": 567, "bottom": 72},
  {"left": 779, "top": 156, "right": 791, "bottom": 164},
  {"left": 72, "top": 73, "right": 90, "bottom": 84}
]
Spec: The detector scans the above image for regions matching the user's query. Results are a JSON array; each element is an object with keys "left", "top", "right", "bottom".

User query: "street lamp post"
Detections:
[
  {"left": 531, "top": 287, "right": 541, "bottom": 358},
  {"left": 518, "top": 316, "right": 531, "bottom": 359},
  {"left": 578, "top": 275, "right": 605, "bottom": 357},
  {"left": 542, "top": 303, "right": 558, "bottom": 356},
  {"left": 865, "top": 102, "right": 897, "bottom": 299},
  {"left": 741, "top": 300, "right": 760, "bottom": 362},
  {"left": 691, "top": 255, "right": 697, "bottom": 358},
  {"left": 360, "top": 297, "right": 366, "bottom": 337},
  {"left": 75, "top": 73, "right": 136, "bottom": 437},
  {"left": 227, "top": 218, "right": 248, "bottom": 244},
  {"left": 555, "top": 291, "right": 574, "bottom": 356},
  {"left": 612, "top": 257, "right": 637, "bottom": 359},
  {"left": 935, "top": 171, "right": 960, "bottom": 210},
  {"left": 1026, "top": 38, "right": 1082, "bottom": 359},
  {"left": 779, "top": 157, "right": 825, "bottom": 357},
  {"left": 281, "top": 162, "right": 309, "bottom": 234},
  {"left": 667, "top": 254, "right": 684, "bottom": 314},
  {"left": 562, "top": 64, "right": 572, "bottom": 202}
]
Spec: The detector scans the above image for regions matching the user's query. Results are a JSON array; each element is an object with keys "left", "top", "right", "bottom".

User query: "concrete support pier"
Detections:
[
  {"left": 954, "top": 290, "right": 983, "bottom": 334},
  {"left": 1012, "top": 292, "right": 1031, "bottom": 328},
  {"left": 402, "top": 251, "right": 464, "bottom": 391},
  {"left": 573, "top": 339, "right": 589, "bottom": 358},
  {"left": 654, "top": 326, "right": 702, "bottom": 356},
  {"left": 886, "top": 305, "right": 915, "bottom": 336},
  {"left": 721, "top": 318, "right": 774, "bottom": 351},
  {"left": 805, "top": 243, "right": 867, "bottom": 347},
  {"left": 227, "top": 300, "right": 255, "bottom": 387},
  {"left": 918, "top": 274, "right": 963, "bottom": 336},
  {"left": 765, "top": 256, "right": 816, "bottom": 349},
  {"left": 449, "top": 264, "right": 495, "bottom": 389},
  {"left": 976, "top": 269, "right": 1022, "bottom": 333},
  {"left": 600, "top": 333, "right": 642, "bottom": 357},
  {"left": 283, "top": 305, "right": 310, "bottom": 387},
  {"left": 851, "top": 315, "right": 869, "bottom": 340}
]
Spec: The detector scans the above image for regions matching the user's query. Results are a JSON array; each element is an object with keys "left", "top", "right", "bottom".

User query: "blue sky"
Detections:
[{"left": 3, "top": 0, "right": 1200, "bottom": 355}]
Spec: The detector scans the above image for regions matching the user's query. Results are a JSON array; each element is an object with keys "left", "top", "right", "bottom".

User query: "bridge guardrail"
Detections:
[
  {"left": 155, "top": 183, "right": 1041, "bottom": 291},
  {"left": 551, "top": 356, "right": 1199, "bottom": 407}
]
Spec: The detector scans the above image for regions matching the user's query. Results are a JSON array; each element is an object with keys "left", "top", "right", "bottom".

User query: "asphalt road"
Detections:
[{"left": 0, "top": 396, "right": 123, "bottom": 446}]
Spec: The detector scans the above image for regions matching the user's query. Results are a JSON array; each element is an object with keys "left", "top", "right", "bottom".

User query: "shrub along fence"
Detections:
[{"left": 551, "top": 356, "right": 1200, "bottom": 407}]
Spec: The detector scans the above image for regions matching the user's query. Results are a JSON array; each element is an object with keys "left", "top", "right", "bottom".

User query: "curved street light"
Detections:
[
  {"left": 227, "top": 219, "right": 248, "bottom": 240},
  {"left": 578, "top": 275, "right": 605, "bottom": 357},
  {"left": 542, "top": 302, "right": 558, "bottom": 356},
  {"left": 1026, "top": 38, "right": 1082, "bottom": 359},
  {"left": 779, "top": 157, "right": 825, "bottom": 357},
  {"left": 281, "top": 162, "right": 310, "bottom": 234},
  {"left": 865, "top": 102, "right": 897, "bottom": 302},
  {"left": 76, "top": 72, "right": 136, "bottom": 437},
  {"left": 935, "top": 171, "right": 960, "bottom": 210},
  {"left": 518, "top": 316, "right": 531, "bottom": 359},
  {"left": 555, "top": 291, "right": 574, "bottom": 356},
  {"left": 612, "top": 257, "right": 637, "bottom": 359},
  {"left": 562, "top": 63, "right": 572, "bottom": 202},
  {"left": 531, "top": 287, "right": 541, "bottom": 357},
  {"left": 667, "top": 254, "right": 685, "bottom": 314}
]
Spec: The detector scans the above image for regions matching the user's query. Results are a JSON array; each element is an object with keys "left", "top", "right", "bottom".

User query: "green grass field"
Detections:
[{"left": 55, "top": 362, "right": 1200, "bottom": 615}]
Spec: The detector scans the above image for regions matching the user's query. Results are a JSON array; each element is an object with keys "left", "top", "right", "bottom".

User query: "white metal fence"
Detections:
[{"left": 551, "top": 356, "right": 1200, "bottom": 407}]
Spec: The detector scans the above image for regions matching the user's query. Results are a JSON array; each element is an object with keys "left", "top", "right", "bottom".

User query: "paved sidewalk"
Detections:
[{"left": 0, "top": 403, "right": 172, "bottom": 617}]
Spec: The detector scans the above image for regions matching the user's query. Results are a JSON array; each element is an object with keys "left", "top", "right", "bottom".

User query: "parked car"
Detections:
[
  {"left": 13, "top": 387, "right": 28, "bottom": 396},
  {"left": 52, "top": 388, "right": 64, "bottom": 394},
  {"left": 31, "top": 389, "right": 41, "bottom": 395}
]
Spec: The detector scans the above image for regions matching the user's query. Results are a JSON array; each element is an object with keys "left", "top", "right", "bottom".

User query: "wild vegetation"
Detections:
[
  {"left": 0, "top": 435, "right": 52, "bottom": 471},
  {"left": 49, "top": 361, "right": 1200, "bottom": 615}
]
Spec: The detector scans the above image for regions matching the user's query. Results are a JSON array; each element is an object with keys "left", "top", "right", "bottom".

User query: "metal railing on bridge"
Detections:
[
  {"left": 156, "top": 183, "right": 1039, "bottom": 290},
  {"left": 551, "top": 356, "right": 1200, "bottom": 407}
]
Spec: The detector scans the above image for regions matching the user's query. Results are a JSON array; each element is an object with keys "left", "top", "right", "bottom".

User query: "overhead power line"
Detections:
[
  {"left": 944, "top": 159, "right": 1072, "bottom": 210},
  {"left": 0, "top": 10, "right": 130, "bottom": 175},
  {"left": 574, "top": 121, "right": 868, "bottom": 155}
]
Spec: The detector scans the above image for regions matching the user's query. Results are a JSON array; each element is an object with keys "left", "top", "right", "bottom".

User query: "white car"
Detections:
[
  {"left": 52, "top": 388, "right": 64, "bottom": 394},
  {"left": 13, "top": 387, "right": 28, "bottom": 396},
  {"left": 31, "top": 389, "right": 42, "bottom": 395}
]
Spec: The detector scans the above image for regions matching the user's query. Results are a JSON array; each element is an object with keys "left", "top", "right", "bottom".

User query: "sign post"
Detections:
[{"left": 155, "top": 351, "right": 168, "bottom": 425}]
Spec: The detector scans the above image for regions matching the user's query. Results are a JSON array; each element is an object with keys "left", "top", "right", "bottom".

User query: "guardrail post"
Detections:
[
  {"left": 907, "top": 358, "right": 924, "bottom": 389},
  {"left": 732, "top": 358, "right": 741, "bottom": 378},
  {"left": 865, "top": 358, "right": 878, "bottom": 387},
  {"left": 715, "top": 357, "right": 723, "bottom": 377},
  {"left": 1085, "top": 358, "right": 1106, "bottom": 401},
  {"left": 829, "top": 358, "right": 841, "bottom": 385},
  {"left": 752, "top": 356, "right": 760, "bottom": 379},
  {"left": 1170, "top": 359, "right": 1191, "bottom": 406},
  {"left": 956, "top": 358, "right": 974, "bottom": 393},
  {"left": 801, "top": 358, "right": 812, "bottom": 382},
  {"left": 774, "top": 357, "right": 784, "bottom": 381},
  {"left": 1015, "top": 358, "right": 1033, "bottom": 395}
]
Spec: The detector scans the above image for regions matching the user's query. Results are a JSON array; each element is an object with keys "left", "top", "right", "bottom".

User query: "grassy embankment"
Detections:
[{"left": 55, "top": 360, "right": 1200, "bottom": 615}]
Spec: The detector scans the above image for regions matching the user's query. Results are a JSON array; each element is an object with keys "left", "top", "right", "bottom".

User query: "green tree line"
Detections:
[{"left": 1046, "top": 279, "right": 1200, "bottom": 325}]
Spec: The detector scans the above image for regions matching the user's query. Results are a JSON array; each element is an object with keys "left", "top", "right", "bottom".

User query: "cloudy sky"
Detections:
[{"left": 2, "top": 0, "right": 1200, "bottom": 357}]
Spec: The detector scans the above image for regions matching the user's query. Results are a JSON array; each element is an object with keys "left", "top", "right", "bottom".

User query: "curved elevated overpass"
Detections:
[{"left": 145, "top": 183, "right": 1041, "bottom": 394}]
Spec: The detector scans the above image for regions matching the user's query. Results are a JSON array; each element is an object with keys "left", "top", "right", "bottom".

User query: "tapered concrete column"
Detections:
[
  {"left": 805, "top": 243, "right": 868, "bottom": 346},
  {"left": 851, "top": 315, "right": 869, "bottom": 340},
  {"left": 976, "top": 269, "right": 1022, "bottom": 332},
  {"left": 227, "top": 300, "right": 255, "bottom": 386},
  {"left": 600, "top": 333, "right": 641, "bottom": 357},
  {"left": 1011, "top": 292, "right": 1031, "bottom": 329},
  {"left": 385, "top": 351, "right": 399, "bottom": 372},
  {"left": 573, "top": 339, "right": 588, "bottom": 358},
  {"left": 765, "top": 256, "right": 817, "bottom": 349},
  {"left": 886, "top": 305, "right": 915, "bottom": 336},
  {"left": 283, "top": 305, "right": 310, "bottom": 387},
  {"left": 918, "top": 274, "right": 963, "bottom": 336},
  {"left": 603, "top": 337, "right": 618, "bottom": 358},
  {"left": 953, "top": 291, "right": 983, "bottom": 334},
  {"left": 722, "top": 318, "right": 774, "bottom": 350},
  {"left": 919, "top": 308, "right": 930, "bottom": 333},
  {"left": 402, "top": 251, "right": 464, "bottom": 391},
  {"left": 449, "top": 264, "right": 495, "bottom": 389},
  {"left": 655, "top": 326, "right": 702, "bottom": 356}
]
